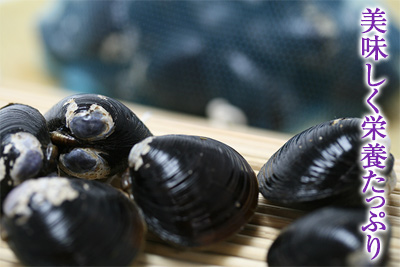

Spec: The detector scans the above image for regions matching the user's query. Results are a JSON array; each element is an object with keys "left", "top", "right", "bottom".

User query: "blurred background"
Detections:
[{"left": 0, "top": 0, "right": 399, "bottom": 156}]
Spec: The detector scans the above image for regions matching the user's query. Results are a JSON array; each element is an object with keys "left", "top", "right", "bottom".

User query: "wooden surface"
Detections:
[
  {"left": 0, "top": 83, "right": 399, "bottom": 267},
  {"left": 1, "top": 1, "right": 399, "bottom": 265}
]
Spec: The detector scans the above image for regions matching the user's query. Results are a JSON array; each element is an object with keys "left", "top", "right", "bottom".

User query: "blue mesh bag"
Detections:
[{"left": 38, "top": 0, "right": 399, "bottom": 133}]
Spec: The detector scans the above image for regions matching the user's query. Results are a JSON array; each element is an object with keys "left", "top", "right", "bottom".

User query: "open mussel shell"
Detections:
[
  {"left": 1, "top": 177, "right": 146, "bottom": 266},
  {"left": 267, "top": 206, "right": 390, "bottom": 266},
  {"left": 0, "top": 104, "right": 57, "bottom": 210},
  {"left": 127, "top": 135, "right": 259, "bottom": 247},
  {"left": 45, "top": 93, "right": 152, "bottom": 180},
  {"left": 258, "top": 118, "right": 395, "bottom": 208}
]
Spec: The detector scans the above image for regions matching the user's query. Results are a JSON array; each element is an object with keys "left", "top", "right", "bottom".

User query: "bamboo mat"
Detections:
[{"left": 0, "top": 83, "right": 399, "bottom": 267}]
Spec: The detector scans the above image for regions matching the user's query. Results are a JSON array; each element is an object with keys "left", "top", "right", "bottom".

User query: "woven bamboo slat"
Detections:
[{"left": 0, "top": 83, "right": 399, "bottom": 266}]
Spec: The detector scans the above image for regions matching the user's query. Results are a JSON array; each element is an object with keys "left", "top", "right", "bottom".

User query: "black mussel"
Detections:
[
  {"left": 126, "top": 134, "right": 259, "bottom": 247},
  {"left": 257, "top": 118, "right": 395, "bottom": 208},
  {"left": 1, "top": 177, "right": 146, "bottom": 266},
  {"left": 0, "top": 104, "right": 57, "bottom": 210},
  {"left": 45, "top": 93, "right": 152, "bottom": 180},
  {"left": 267, "top": 206, "right": 390, "bottom": 266}
]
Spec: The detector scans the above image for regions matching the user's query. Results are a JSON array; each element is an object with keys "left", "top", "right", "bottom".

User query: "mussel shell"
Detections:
[
  {"left": 0, "top": 104, "right": 57, "bottom": 210},
  {"left": 267, "top": 206, "right": 390, "bottom": 266},
  {"left": 127, "top": 135, "right": 259, "bottom": 247},
  {"left": 1, "top": 177, "right": 146, "bottom": 266},
  {"left": 257, "top": 118, "right": 383, "bottom": 207},
  {"left": 45, "top": 94, "right": 152, "bottom": 179}
]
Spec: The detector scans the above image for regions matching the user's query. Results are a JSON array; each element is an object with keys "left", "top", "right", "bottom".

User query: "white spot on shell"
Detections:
[
  {"left": 128, "top": 137, "right": 154, "bottom": 171},
  {"left": 83, "top": 183, "right": 90, "bottom": 191},
  {"left": 3, "top": 132, "right": 44, "bottom": 183},
  {"left": 63, "top": 97, "right": 77, "bottom": 107},
  {"left": 331, "top": 119, "right": 341, "bottom": 126},
  {"left": 3, "top": 143, "right": 12, "bottom": 154},
  {"left": 97, "top": 95, "right": 108, "bottom": 100},
  {"left": 64, "top": 98, "right": 79, "bottom": 125},
  {"left": 3, "top": 177, "right": 79, "bottom": 224},
  {"left": 0, "top": 157, "right": 5, "bottom": 182}
]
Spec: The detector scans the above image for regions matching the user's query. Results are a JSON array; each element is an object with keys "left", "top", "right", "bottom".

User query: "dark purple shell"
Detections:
[
  {"left": 1, "top": 177, "right": 146, "bottom": 266},
  {"left": 267, "top": 206, "right": 390, "bottom": 266},
  {"left": 0, "top": 104, "right": 57, "bottom": 210},
  {"left": 258, "top": 118, "right": 369, "bottom": 207},
  {"left": 45, "top": 94, "right": 152, "bottom": 179},
  {"left": 127, "top": 134, "right": 259, "bottom": 247}
]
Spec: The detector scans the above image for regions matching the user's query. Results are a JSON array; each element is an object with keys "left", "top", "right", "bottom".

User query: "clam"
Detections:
[
  {"left": 45, "top": 93, "right": 152, "bottom": 180},
  {"left": 0, "top": 104, "right": 57, "bottom": 210},
  {"left": 126, "top": 134, "right": 259, "bottom": 247},
  {"left": 257, "top": 118, "right": 396, "bottom": 208},
  {"left": 1, "top": 177, "right": 146, "bottom": 266},
  {"left": 267, "top": 206, "right": 390, "bottom": 266}
]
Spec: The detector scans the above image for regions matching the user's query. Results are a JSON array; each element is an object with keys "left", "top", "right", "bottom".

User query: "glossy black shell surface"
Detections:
[
  {"left": 128, "top": 135, "right": 259, "bottom": 247},
  {"left": 258, "top": 118, "right": 368, "bottom": 207},
  {"left": 0, "top": 104, "right": 56, "bottom": 209},
  {"left": 45, "top": 94, "right": 152, "bottom": 179},
  {"left": 1, "top": 177, "right": 146, "bottom": 266},
  {"left": 267, "top": 206, "right": 390, "bottom": 266}
]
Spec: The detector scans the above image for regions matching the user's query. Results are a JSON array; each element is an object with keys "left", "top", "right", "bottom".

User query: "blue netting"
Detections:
[{"left": 38, "top": 0, "right": 400, "bottom": 133}]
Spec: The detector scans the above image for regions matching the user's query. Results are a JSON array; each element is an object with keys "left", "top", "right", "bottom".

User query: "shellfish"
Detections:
[
  {"left": 267, "top": 206, "right": 390, "bottom": 266},
  {"left": 45, "top": 94, "right": 152, "bottom": 180},
  {"left": 126, "top": 134, "right": 259, "bottom": 247},
  {"left": 1, "top": 177, "right": 146, "bottom": 266},
  {"left": 257, "top": 118, "right": 396, "bottom": 208},
  {"left": 0, "top": 104, "right": 57, "bottom": 210}
]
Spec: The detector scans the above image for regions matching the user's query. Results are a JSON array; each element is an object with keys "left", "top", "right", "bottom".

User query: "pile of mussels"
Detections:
[{"left": 0, "top": 94, "right": 396, "bottom": 266}]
